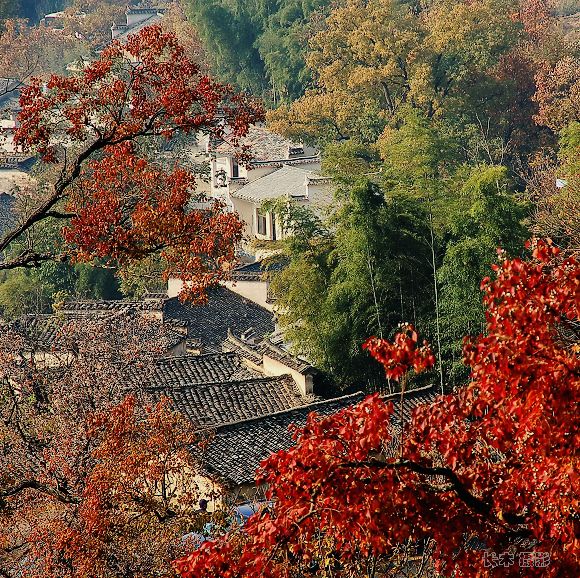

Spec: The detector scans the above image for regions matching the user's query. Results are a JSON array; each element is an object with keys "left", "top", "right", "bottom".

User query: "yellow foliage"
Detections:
[{"left": 266, "top": 0, "right": 525, "bottom": 144}]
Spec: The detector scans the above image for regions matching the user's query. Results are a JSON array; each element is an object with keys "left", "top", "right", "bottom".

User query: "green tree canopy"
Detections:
[
  {"left": 272, "top": 180, "right": 434, "bottom": 390},
  {"left": 185, "top": 0, "right": 330, "bottom": 102},
  {"left": 437, "top": 165, "right": 529, "bottom": 383}
]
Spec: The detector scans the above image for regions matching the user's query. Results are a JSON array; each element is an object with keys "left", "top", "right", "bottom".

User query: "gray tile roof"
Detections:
[
  {"left": 163, "top": 287, "right": 275, "bottom": 352},
  {"left": 8, "top": 314, "right": 61, "bottom": 349},
  {"left": 142, "top": 291, "right": 169, "bottom": 300},
  {"left": 222, "top": 331, "right": 263, "bottom": 364},
  {"left": 10, "top": 311, "right": 185, "bottom": 352},
  {"left": 61, "top": 299, "right": 165, "bottom": 314},
  {"left": 229, "top": 165, "right": 329, "bottom": 205},
  {"left": 111, "top": 11, "right": 165, "bottom": 43},
  {"left": 201, "top": 386, "right": 438, "bottom": 488},
  {"left": 147, "top": 352, "right": 255, "bottom": 389},
  {"left": 127, "top": 8, "right": 165, "bottom": 15},
  {"left": 163, "top": 374, "right": 309, "bottom": 429},
  {"left": 384, "top": 386, "right": 438, "bottom": 428},
  {"left": 260, "top": 340, "right": 313, "bottom": 373},
  {"left": 381, "top": 386, "right": 438, "bottom": 458},
  {"left": 229, "top": 258, "right": 287, "bottom": 281},
  {"left": 223, "top": 331, "right": 313, "bottom": 374},
  {"left": 214, "top": 126, "right": 304, "bottom": 161},
  {"left": 200, "top": 393, "right": 365, "bottom": 487}
]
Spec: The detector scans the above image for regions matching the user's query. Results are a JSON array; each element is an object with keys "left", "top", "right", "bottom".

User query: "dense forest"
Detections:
[
  {"left": 186, "top": 0, "right": 579, "bottom": 103},
  {"left": 0, "top": 0, "right": 67, "bottom": 23},
  {"left": 184, "top": 0, "right": 331, "bottom": 102},
  {"left": 185, "top": 0, "right": 580, "bottom": 390}
]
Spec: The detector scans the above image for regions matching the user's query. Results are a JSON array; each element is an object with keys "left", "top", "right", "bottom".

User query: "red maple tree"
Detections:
[
  {"left": 533, "top": 56, "right": 580, "bottom": 132},
  {"left": 174, "top": 240, "right": 579, "bottom": 577},
  {"left": 0, "top": 315, "right": 206, "bottom": 577},
  {"left": 3, "top": 25, "right": 263, "bottom": 301}
]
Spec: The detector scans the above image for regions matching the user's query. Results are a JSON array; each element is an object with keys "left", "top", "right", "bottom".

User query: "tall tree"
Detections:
[
  {"left": 184, "top": 0, "right": 267, "bottom": 95},
  {"left": 2, "top": 25, "right": 262, "bottom": 302},
  {"left": 437, "top": 165, "right": 529, "bottom": 384},
  {"left": 0, "top": 0, "right": 20, "bottom": 22},
  {"left": 273, "top": 106, "right": 530, "bottom": 388},
  {"left": 0, "top": 316, "right": 204, "bottom": 577},
  {"left": 529, "top": 121, "right": 580, "bottom": 252},
  {"left": 267, "top": 0, "right": 526, "bottom": 147},
  {"left": 533, "top": 56, "right": 580, "bottom": 131},
  {"left": 184, "top": 0, "right": 330, "bottom": 102},
  {"left": 271, "top": 179, "right": 433, "bottom": 390},
  {"left": 0, "top": 18, "right": 85, "bottom": 86}
]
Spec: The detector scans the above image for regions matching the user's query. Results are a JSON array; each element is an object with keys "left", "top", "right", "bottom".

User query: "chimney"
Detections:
[{"left": 287, "top": 145, "right": 305, "bottom": 159}]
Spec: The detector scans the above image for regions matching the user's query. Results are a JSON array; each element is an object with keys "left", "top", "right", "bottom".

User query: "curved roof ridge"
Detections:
[
  {"left": 381, "top": 383, "right": 437, "bottom": 402},
  {"left": 205, "top": 391, "right": 365, "bottom": 433},
  {"left": 157, "top": 351, "right": 236, "bottom": 363},
  {"left": 151, "top": 373, "right": 293, "bottom": 392}
]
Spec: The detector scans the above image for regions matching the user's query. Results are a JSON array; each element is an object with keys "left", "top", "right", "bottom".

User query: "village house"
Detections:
[
  {"left": 131, "top": 302, "right": 437, "bottom": 508},
  {"left": 228, "top": 164, "right": 333, "bottom": 242},
  {"left": 111, "top": 6, "right": 166, "bottom": 41},
  {"left": 163, "top": 285, "right": 276, "bottom": 353},
  {"left": 13, "top": 286, "right": 276, "bottom": 358},
  {"left": 196, "top": 393, "right": 364, "bottom": 504},
  {"left": 7, "top": 298, "right": 189, "bottom": 366},
  {"left": 59, "top": 296, "right": 167, "bottom": 321},
  {"left": 0, "top": 94, "right": 37, "bottom": 245},
  {"left": 221, "top": 260, "right": 278, "bottom": 311},
  {"left": 136, "top": 325, "right": 336, "bottom": 510},
  {"left": 209, "top": 126, "right": 333, "bottom": 243},
  {"left": 0, "top": 111, "right": 35, "bottom": 195},
  {"left": 222, "top": 330, "right": 317, "bottom": 397},
  {"left": 5, "top": 286, "right": 437, "bottom": 513},
  {"left": 40, "top": 11, "right": 66, "bottom": 29},
  {"left": 144, "top": 348, "right": 315, "bottom": 430},
  {"left": 167, "top": 127, "right": 333, "bottom": 308},
  {"left": 196, "top": 385, "right": 437, "bottom": 504}
]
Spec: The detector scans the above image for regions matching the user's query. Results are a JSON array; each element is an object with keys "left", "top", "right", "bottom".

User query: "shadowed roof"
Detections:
[
  {"left": 163, "top": 287, "right": 275, "bottom": 352},
  {"left": 200, "top": 393, "right": 365, "bottom": 487},
  {"left": 201, "top": 386, "right": 438, "bottom": 487},
  {"left": 162, "top": 374, "right": 309, "bottom": 429},
  {"left": 148, "top": 352, "right": 254, "bottom": 389}
]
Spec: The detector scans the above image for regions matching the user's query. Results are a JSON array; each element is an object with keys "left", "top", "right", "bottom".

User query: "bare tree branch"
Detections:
[{"left": 0, "top": 479, "right": 79, "bottom": 505}]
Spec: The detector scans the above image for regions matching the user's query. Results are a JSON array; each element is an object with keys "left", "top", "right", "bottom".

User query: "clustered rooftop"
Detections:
[{"left": 5, "top": 287, "right": 436, "bottom": 497}]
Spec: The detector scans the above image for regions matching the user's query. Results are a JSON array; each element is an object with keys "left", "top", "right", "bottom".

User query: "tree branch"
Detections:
[
  {"left": 0, "top": 479, "right": 79, "bottom": 505},
  {"left": 0, "top": 250, "right": 67, "bottom": 271},
  {"left": 339, "top": 458, "right": 527, "bottom": 526}
]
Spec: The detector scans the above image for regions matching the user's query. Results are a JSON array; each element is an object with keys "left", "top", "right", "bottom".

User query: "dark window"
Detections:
[
  {"left": 232, "top": 161, "right": 239, "bottom": 178},
  {"left": 257, "top": 211, "right": 267, "bottom": 236}
]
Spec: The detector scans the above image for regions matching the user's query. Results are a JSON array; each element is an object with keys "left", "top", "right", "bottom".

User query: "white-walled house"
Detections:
[
  {"left": 0, "top": 115, "right": 35, "bottom": 181},
  {"left": 228, "top": 164, "right": 333, "bottom": 241},
  {"left": 165, "top": 127, "right": 334, "bottom": 307},
  {"left": 209, "top": 126, "right": 319, "bottom": 195},
  {"left": 111, "top": 6, "right": 166, "bottom": 41},
  {"left": 208, "top": 126, "right": 333, "bottom": 243}
]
